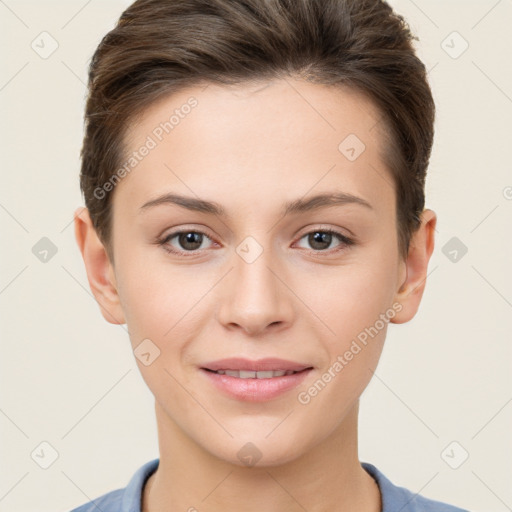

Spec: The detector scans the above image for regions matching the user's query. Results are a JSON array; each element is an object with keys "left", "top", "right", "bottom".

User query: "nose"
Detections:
[{"left": 216, "top": 243, "right": 294, "bottom": 336}]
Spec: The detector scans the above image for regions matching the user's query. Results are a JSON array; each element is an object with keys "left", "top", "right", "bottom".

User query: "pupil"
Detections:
[
  {"left": 180, "top": 232, "right": 202, "bottom": 250},
  {"left": 310, "top": 231, "right": 331, "bottom": 250}
]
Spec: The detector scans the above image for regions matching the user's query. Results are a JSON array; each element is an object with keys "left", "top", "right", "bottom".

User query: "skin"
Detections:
[{"left": 74, "top": 78, "right": 436, "bottom": 512}]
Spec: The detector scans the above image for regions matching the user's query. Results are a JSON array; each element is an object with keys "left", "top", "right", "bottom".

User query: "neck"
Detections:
[{"left": 143, "top": 400, "right": 381, "bottom": 512}]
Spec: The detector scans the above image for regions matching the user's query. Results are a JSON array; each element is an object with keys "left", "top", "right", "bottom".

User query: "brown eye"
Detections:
[
  {"left": 158, "top": 230, "right": 214, "bottom": 255},
  {"left": 175, "top": 232, "right": 204, "bottom": 251},
  {"left": 308, "top": 231, "right": 334, "bottom": 251},
  {"left": 296, "top": 229, "right": 354, "bottom": 253}
]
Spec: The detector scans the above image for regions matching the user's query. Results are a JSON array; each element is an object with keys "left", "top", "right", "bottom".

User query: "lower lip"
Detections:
[{"left": 200, "top": 368, "right": 313, "bottom": 402}]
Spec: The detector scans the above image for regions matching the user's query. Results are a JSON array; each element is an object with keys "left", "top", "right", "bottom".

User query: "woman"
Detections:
[{"left": 72, "top": 0, "right": 469, "bottom": 510}]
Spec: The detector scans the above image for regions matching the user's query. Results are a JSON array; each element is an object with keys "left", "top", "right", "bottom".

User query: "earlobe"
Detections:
[
  {"left": 390, "top": 209, "right": 437, "bottom": 324},
  {"left": 73, "top": 206, "right": 126, "bottom": 325}
]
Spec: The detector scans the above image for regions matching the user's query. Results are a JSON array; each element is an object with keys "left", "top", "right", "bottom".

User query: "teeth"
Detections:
[
  {"left": 215, "top": 369, "right": 297, "bottom": 378},
  {"left": 256, "top": 371, "right": 274, "bottom": 379}
]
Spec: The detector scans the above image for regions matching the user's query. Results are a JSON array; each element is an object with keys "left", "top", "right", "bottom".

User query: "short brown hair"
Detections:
[{"left": 80, "top": 0, "right": 435, "bottom": 263}]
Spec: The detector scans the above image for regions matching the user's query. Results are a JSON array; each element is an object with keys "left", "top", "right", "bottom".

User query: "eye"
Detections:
[
  {"left": 295, "top": 228, "right": 354, "bottom": 253},
  {"left": 157, "top": 229, "right": 215, "bottom": 255},
  {"left": 156, "top": 227, "right": 355, "bottom": 257}
]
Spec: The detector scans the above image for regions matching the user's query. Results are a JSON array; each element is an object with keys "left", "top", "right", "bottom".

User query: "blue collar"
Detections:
[{"left": 99, "top": 457, "right": 468, "bottom": 512}]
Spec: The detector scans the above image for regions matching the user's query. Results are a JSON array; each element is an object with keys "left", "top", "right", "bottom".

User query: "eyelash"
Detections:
[{"left": 156, "top": 227, "right": 355, "bottom": 257}]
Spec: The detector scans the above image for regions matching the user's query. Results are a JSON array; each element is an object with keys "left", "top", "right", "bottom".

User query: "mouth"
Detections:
[
  {"left": 199, "top": 358, "right": 314, "bottom": 401},
  {"left": 202, "top": 368, "right": 310, "bottom": 379},
  {"left": 200, "top": 357, "right": 312, "bottom": 373}
]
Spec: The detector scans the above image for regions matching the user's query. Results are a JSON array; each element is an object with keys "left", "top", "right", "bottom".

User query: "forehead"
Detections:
[
  {"left": 113, "top": 78, "right": 393, "bottom": 218},
  {"left": 125, "top": 78, "right": 383, "bottom": 150}
]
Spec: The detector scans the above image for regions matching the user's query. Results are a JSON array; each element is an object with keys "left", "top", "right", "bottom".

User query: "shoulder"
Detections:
[
  {"left": 70, "top": 489, "right": 123, "bottom": 512},
  {"left": 362, "top": 462, "right": 470, "bottom": 512},
  {"left": 69, "top": 458, "right": 160, "bottom": 512}
]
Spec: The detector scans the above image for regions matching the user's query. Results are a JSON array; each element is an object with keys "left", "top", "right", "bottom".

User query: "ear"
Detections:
[
  {"left": 73, "top": 207, "right": 126, "bottom": 325},
  {"left": 390, "top": 209, "right": 437, "bottom": 324}
]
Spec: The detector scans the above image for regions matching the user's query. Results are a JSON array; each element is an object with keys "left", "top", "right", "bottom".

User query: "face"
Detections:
[{"left": 76, "top": 78, "right": 434, "bottom": 467}]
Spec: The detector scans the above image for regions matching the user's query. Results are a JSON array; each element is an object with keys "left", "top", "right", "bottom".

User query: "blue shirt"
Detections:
[{"left": 70, "top": 458, "right": 470, "bottom": 512}]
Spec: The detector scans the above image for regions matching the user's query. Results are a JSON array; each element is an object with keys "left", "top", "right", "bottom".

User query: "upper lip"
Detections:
[{"left": 201, "top": 358, "right": 313, "bottom": 372}]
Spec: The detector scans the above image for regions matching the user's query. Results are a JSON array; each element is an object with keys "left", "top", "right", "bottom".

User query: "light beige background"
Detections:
[{"left": 1, "top": 1, "right": 511, "bottom": 511}]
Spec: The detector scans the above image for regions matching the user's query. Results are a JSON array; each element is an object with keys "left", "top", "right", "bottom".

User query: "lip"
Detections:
[
  {"left": 200, "top": 358, "right": 313, "bottom": 402},
  {"left": 201, "top": 357, "right": 312, "bottom": 372}
]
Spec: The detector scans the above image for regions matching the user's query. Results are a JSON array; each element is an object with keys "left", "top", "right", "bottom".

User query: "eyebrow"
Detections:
[{"left": 139, "top": 191, "right": 373, "bottom": 217}]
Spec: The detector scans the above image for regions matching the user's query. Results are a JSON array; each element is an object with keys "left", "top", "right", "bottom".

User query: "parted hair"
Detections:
[{"left": 80, "top": 0, "right": 435, "bottom": 262}]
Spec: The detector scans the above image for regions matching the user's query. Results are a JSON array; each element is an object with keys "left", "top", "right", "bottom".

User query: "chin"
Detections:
[{"left": 208, "top": 436, "right": 307, "bottom": 469}]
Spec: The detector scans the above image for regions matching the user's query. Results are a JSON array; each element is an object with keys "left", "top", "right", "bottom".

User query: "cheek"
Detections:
[
  {"left": 116, "top": 250, "right": 207, "bottom": 337},
  {"left": 115, "top": 263, "right": 194, "bottom": 397},
  {"left": 302, "top": 256, "right": 397, "bottom": 340},
  {"left": 294, "top": 262, "right": 395, "bottom": 427}
]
